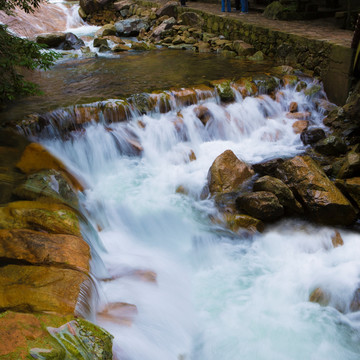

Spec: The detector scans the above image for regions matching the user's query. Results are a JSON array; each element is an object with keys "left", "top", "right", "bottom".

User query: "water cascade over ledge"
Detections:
[{"left": 23, "top": 79, "right": 360, "bottom": 360}]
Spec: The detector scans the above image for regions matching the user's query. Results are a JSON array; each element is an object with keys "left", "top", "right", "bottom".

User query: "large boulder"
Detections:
[
  {"left": 0, "top": 201, "right": 81, "bottom": 236},
  {"left": 300, "top": 128, "right": 326, "bottom": 145},
  {"left": 36, "top": 32, "right": 84, "bottom": 50},
  {"left": 253, "top": 175, "right": 302, "bottom": 214},
  {"left": 207, "top": 150, "right": 254, "bottom": 195},
  {"left": 115, "top": 18, "right": 150, "bottom": 36},
  {"left": 314, "top": 135, "right": 347, "bottom": 156},
  {"left": 13, "top": 169, "right": 78, "bottom": 209},
  {"left": 95, "top": 24, "right": 117, "bottom": 38},
  {"left": 276, "top": 156, "right": 356, "bottom": 225},
  {"left": 0, "top": 229, "right": 89, "bottom": 274},
  {"left": 236, "top": 191, "right": 284, "bottom": 222},
  {"left": 179, "top": 12, "right": 204, "bottom": 27},
  {"left": 114, "top": 0, "right": 133, "bottom": 12},
  {"left": 151, "top": 17, "right": 176, "bottom": 38},
  {"left": 155, "top": 1, "right": 178, "bottom": 18},
  {"left": 337, "top": 151, "right": 360, "bottom": 178},
  {"left": 0, "top": 265, "right": 89, "bottom": 314},
  {"left": 336, "top": 177, "right": 360, "bottom": 208}
]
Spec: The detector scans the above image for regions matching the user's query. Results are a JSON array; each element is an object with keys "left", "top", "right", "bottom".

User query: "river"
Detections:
[{"left": 3, "top": 1, "right": 360, "bottom": 359}]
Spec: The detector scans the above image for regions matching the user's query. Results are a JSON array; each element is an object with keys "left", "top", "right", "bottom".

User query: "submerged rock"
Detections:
[
  {"left": 224, "top": 213, "right": 264, "bottom": 233},
  {"left": 208, "top": 150, "right": 254, "bottom": 195}
]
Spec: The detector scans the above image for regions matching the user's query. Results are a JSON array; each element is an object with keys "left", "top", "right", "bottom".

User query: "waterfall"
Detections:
[{"left": 28, "top": 79, "right": 360, "bottom": 359}]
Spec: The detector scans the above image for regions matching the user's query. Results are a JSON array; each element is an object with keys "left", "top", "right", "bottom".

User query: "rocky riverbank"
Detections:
[{"left": 0, "top": 131, "right": 113, "bottom": 359}]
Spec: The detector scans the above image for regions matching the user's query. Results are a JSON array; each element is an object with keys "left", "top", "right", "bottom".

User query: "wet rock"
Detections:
[
  {"left": 97, "top": 302, "right": 138, "bottom": 326},
  {"left": 350, "top": 288, "right": 360, "bottom": 312},
  {"left": 0, "top": 201, "right": 81, "bottom": 236},
  {"left": 232, "top": 40, "right": 255, "bottom": 57},
  {"left": 95, "top": 24, "right": 116, "bottom": 37},
  {"left": 208, "top": 150, "right": 254, "bottom": 195},
  {"left": 36, "top": 32, "right": 66, "bottom": 48},
  {"left": 172, "top": 88, "right": 197, "bottom": 106},
  {"left": 253, "top": 176, "right": 302, "bottom": 215},
  {"left": 115, "top": 18, "right": 150, "bottom": 37},
  {"left": 331, "top": 230, "right": 344, "bottom": 248},
  {"left": 292, "top": 120, "right": 309, "bottom": 134},
  {"left": 172, "top": 35, "right": 186, "bottom": 45},
  {"left": 179, "top": 11, "right": 204, "bottom": 27},
  {"left": 289, "top": 101, "right": 298, "bottom": 113},
  {"left": 309, "top": 287, "right": 330, "bottom": 306},
  {"left": 286, "top": 111, "right": 311, "bottom": 120},
  {"left": 93, "top": 37, "right": 108, "bottom": 47},
  {"left": 300, "top": 128, "right": 326, "bottom": 145},
  {"left": 236, "top": 191, "right": 284, "bottom": 222},
  {"left": 253, "top": 158, "right": 284, "bottom": 177},
  {"left": 296, "top": 81, "right": 307, "bottom": 92},
  {"left": 211, "top": 80, "right": 235, "bottom": 103},
  {"left": 43, "top": 318, "right": 113, "bottom": 359},
  {"left": 224, "top": 213, "right": 264, "bottom": 233},
  {"left": 336, "top": 177, "right": 360, "bottom": 207},
  {"left": 234, "top": 78, "right": 258, "bottom": 98},
  {"left": 0, "top": 312, "right": 74, "bottom": 359},
  {"left": 283, "top": 75, "right": 298, "bottom": 87},
  {"left": 13, "top": 169, "right": 78, "bottom": 209},
  {"left": 314, "top": 135, "right": 347, "bottom": 156},
  {"left": 59, "top": 33, "right": 85, "bottom": 50},
  {"left": 194, "top": 105, "right": 212, "bottom": 126},
  {"left": 304, "top": 84, "right": 323, "bottom": 98},
  {"left": 16, "top": 143, "right": 84, "bottom": 191},
  {"left": 131, "top": 41, "right": 154, "bottom": 51},
  {"left": 0, "top": 229, "right": 90, "bottom": 273},
  {"left": 0, "top": 264, "right": 90, "bottom": 314},
  {"left": 276, "top": 156, "right": 356, "bottom": 225},
  {"left": 176, "top": 185, "right": 188, "bottom": 195},
  {"left": 253, "top": 75, "right": 278, "bottom": 95},
  {"left": 337, "top": 152, "right": 360, "bottom": 179},
  {"left": 196, "top": 41, "right": 211, "bottom": 53},
  {"left": 112, "top": 43, "right": 129, "bottom": 52},
  {"left": 99, "top": 44, "right": 111, "bottom": 52},
  {"left": 155, "top": 1, "right": 178, "bottom": 18},
  {"left": 247, "top": 51, "right": 264, "bottom": 62}
]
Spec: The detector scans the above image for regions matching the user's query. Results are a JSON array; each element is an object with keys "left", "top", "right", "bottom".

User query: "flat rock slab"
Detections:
[
  {"left": 0, "top": 265, "right": 90, "bottom": 315},
  {"left": 0, "top": 229, "right": 90, "bottom": 273}
]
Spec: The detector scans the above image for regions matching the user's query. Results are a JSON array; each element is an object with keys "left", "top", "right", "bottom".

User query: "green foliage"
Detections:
[{"left": 0, "top": 1, "right": 62, "bottom": 104}]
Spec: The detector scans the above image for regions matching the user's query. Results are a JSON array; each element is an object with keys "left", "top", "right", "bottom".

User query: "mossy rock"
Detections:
[
  {"left": 263, "top": 1, "right": 290, "bottom": 20},
  {"left": 211, "top": 80, "right": 235, "bottom": 103},
  {"left": 128, "top": 93, "right": 155, "bottom": 114}
]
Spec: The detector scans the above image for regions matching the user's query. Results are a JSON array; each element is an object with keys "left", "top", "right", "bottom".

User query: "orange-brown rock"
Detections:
[
  {"left": 0, "top": 311, "right": 74, "bottom": 359},
  {"left": 224, "top": 213, "right": 264, "bottom": 233},
  {"left": 292, "top": 120, "right": 309, "bottom": 134},
  {"left": 208, "top": 150, "right": 254, "bottom": 195},
  {"left": 289, "top": 101, "right": 298, "bottom": 113},
  {"left": 0, "top": 201, "right": 81, "bottom": 236},
  {"left": 192, "top": 85, "right": 214, "bottom": 101},
  {"left": 277, "top": 156, "right": 356, "bottom": 225},
  {"left": 171, "top": 88, "right": 197, "bottom": 107},
  {"left": 188, "top": 150, "right": 196, "bottom": 161},
  {"left": 176, "top": 185, "right": 188, "bottom": 195},
  {"left": 132, "top": 269, "right": 157, "bottom": 283},
  {"left": 234, "top": 78, "right": 258, "bottom": 98},
  {"left": 331, "top": 230, "right": 344, "bottom": 248},
  {"left": 286, "top": 112, "right": 311, "bottom": 120},
  {"left": 282, "top": 75, "right": 298, "bottom": 87},
  {"left": 0, "top": 229, "right": 90, "bottom": 273},
  {"left": 194, "top": 105, "right": 212, "bottom": 126},
  {"left": 0, "top": 265, "right": 90, "bottom": 314},
  {"left": 97, "top": 302, "right": 138, "bottom": 326},
  {"left": 309, "top": 287, "right": 330, "bottom": 306},
  {"left": 342, "top": 177, "right": 360, "bottom": 207},
  {"left": 16, "top": 143, "right": 84, "bottom": 191}
]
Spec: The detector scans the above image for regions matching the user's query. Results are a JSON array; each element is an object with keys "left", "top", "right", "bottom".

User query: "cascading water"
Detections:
[
  {"left": 30, "top": 81, "right": 360, "bottom": 359},
  {"left": 3, "top": 1, "right": 360, "bottom": 358}
]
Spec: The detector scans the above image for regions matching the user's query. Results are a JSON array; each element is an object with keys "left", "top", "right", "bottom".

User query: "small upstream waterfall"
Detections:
[{"left": 28, "top": 81, "right": 360, "bottom": 359}]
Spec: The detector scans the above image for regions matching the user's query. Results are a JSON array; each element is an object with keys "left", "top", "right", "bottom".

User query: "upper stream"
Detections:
[{"left": 2, "top": 1, "right": 360, "bottom": 359}]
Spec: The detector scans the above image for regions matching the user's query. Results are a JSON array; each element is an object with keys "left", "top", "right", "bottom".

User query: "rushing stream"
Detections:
[{"left": 3, "top": 1, "right": 360, "bottom": 359}]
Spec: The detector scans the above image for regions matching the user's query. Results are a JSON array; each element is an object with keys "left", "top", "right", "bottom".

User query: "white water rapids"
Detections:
[
  {"left": 37, "top": 83, "right": 360, "bottom": 359},
  {"left": 6, "top": 1, "right": 360, "bottom": 358}
]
